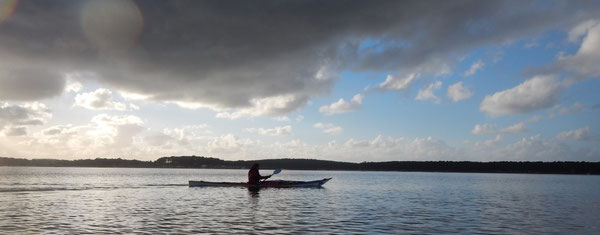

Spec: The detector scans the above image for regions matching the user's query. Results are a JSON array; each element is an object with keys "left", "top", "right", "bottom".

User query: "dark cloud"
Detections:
[
  {"left": 0, "top": 102, "right": 51, "bottom": 136},
  {"left": 1, "top": 0, "right": 598, "bottom": 114},
  {"left": 0, "top": 69, "right": 65, "bottom": 101}
]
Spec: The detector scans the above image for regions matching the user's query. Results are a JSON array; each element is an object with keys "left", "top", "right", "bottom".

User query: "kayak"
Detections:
[{"left": 188, "top": 178, "right": 331, "bottom": 188}]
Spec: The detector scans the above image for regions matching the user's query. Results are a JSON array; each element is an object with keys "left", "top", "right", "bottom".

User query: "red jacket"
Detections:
[{"left": 248, "top": 168, "right": 267, "bottom": 184}]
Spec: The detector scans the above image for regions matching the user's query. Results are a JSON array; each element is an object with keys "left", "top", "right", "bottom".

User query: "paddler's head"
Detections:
[{"left": 251, "top": 163, "right": 259, "bottom": 170}]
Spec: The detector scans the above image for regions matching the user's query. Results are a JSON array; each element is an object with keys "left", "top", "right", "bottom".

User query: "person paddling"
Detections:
[{"left": 248, "top": 163, "right": 271, "bottom": 185}]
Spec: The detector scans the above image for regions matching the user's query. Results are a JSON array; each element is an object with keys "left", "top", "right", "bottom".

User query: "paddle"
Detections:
[{"left": 262, "top": 168, "right": 282, "bottom": 182}]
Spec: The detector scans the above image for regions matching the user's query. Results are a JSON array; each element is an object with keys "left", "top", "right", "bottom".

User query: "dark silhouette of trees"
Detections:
[{"left": 1, "top": 156, "right": 599, "bottom": 175}]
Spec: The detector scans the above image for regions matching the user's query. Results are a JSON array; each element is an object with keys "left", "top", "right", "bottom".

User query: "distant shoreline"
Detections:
[{"left": 1, "top": 156, "right": 599, "bottom": 175}]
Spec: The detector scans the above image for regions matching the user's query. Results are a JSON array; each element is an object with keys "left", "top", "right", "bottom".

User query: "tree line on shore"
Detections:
[{"left": 1, "top": 156, "right": 599, "bottom": 174}]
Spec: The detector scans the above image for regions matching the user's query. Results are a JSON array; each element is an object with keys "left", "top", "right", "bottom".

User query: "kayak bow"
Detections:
[{"left": 189, "top": 178, "right": 331, "bottom": 188}]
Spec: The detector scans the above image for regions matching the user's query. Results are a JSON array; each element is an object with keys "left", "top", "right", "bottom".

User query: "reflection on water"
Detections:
[
  {"left": 1, "top": 167, "right": 599, "bottom": 234},
  {"left": 248, "top": 187, "right": 260, "bottom": 198}
]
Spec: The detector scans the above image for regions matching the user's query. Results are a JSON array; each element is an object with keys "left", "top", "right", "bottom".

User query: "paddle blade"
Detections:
[{"left": 272, "top": 168, "right": 282, "bottom": 175}]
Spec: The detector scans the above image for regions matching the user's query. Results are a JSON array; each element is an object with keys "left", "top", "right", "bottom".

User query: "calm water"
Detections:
[{"left": 0, "top": 167, "right": 599, "bottom": 234}]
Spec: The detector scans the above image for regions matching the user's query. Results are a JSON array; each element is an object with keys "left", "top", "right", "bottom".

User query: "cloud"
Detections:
[
  {"left": 0, "top": 69, "right": 65, "bottom": 101},
  {"left": 272, "top": 116, "right": 290, "bottom": 122},
  {"left": 74, "top": 88, "right": 131, "bottom": 111},
  {"left": 473, "top": 134, "right": 503, "bottom": 148},
  {"left": 246, "top": 125, "right": 292, "bottom": 136},
  {"left": 559, "top": 20, "right": 600, "bottom": 80},
  {"left": 42, "top": 125, "right": 76, "bottom": 136},
  {"left": 0, "top": 113, "right": 148, "bottom": 158},
  {"left": 480, "top": 75, "right": 562, "bottom": 116},
  {"left": 499, "top": 134, "right": 572, "bottom": 161},
  {"left": 568, "top": 20, "right": 599, "bottom": 42},
  {"left": 1, "top": 1, "right": 597, "bottom": 116},
  {"left": 64, "top": 72, "right": 84, "bottom": 93},
  {"left": 464, "top": 59, "right": 484, "bottom": 76},
  {"left": 144, "top": 124, "right": 211, "bottom": 147},
  {"left": 215, "top": 94, "right": 309, "bottom": 119},
  {"left": 416, "top": 81, "right": 442, "bottom": 103},
  {"left": 0, "top": 102, "right": 51, "bottom": 136},
  {"left": 90, "top": 114, "right": 143, "bottom": 126},
  {"left": 527, "top": 115, "right": 543, "bottom": 123},
  {"left": 319, "top": 94, "right": 363, "bottom": 115},
  {"left": 447, "top": 81, "right": 473, "bottom": 102},
  {"left": 314, "top": 122, "right": 343, "bottom": 135},
  {"left": 559, "top": 102, "right": 584, "bottom": 115},
  {"left": 3, "top": 126, "right": 27, "bottom": 136},
  {"left": 88, "top": 114, "right": 145, "bottom": 147},
  {"left": 473, "top": 122, "right": 527, "bottom": 135},
  {"left": 556, "top": 127, "right": 598, "bottom": 141},
  {"left": 207, "top": 134, "right": 256, "bottom": 155},
  {"left": 338, "top": 135, "right": 459, "bottom": 161},
  {"left": 377, "top": 73, "right": 418, "bottom": 91},
  {"left": 472, "top": 124, "right": 496, "bottom": 135},
  {"left": 499, "top": 122, "right": 528, "bottom": 133},
  {"left": 524, "top": 41, "right": 540, "bottom": 49},
  {"left": 64, "top": 80, "right": 82, "bottom": 93}
]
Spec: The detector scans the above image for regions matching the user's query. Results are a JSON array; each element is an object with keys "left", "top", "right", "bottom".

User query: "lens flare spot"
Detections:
[
  {"left": 80, "top": 0, "right": 143, "bottom": 53},
  {"left": 0, "top": 0, "right": 18, "bottom": 24}
]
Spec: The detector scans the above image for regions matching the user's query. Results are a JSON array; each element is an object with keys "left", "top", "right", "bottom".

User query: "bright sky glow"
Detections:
[{"left": 0, "top": 1, "right": 599, "bottom": 162}]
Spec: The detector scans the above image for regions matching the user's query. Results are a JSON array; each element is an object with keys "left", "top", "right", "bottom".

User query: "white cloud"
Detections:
[
  {"left": 499, "top": 134, "right": 571, "bottom": 161},
  {"left": 556, "top": 127, "right": 597, "bottom": 141},
  {"left": 447, "top": 81, "right": 473, "bottom": 102},
  {"left": 87, "top": 114, "right": 145, "bottom": 147},
  {"left": 91, "top": 114, "right": 143, "bottom": 126},
  {"left": 246, "top": 125, "right": 292, "bottom": 136},
  {"left": 314, "top": 122, "right": 343, "bottom": 135},
  {"left": 144, "top": 133, "right": 173, "bottom": 147},
  {"left": 42, "top": 125, "right": 76, "bottom": 136},
  {"left": 377, "top": 72, "right": 419, "bottom": 91},
  {"left": 319, "top": 93, "right": 363, "bottom": 115},
  {"left": 473, "top": 122, "right": 527, "bottom": 135},
  {"left": 527, "top": 115, "right": 543, "bottom": 123},
  {"left": 472, "top": 124, "right": 496, "bottom": 135},
  {"left": 559, "top": 102, "right": 584, "bottom": 115},
  {"left": 64, "top": 79, "right": 82, "bottom": 93},
  {"left": 500, "top": 122, "right": 528, "bottom": 133},
  {"left": 119, "top": 90, "right": 152, "bottom": 101},
  {"left": 464, "top": 59, "right": 484, "bottom": 76},
  {"left": 74, "top": 88, "right": 131, "bottom": 111},
  {"left": 0, "top": 113, "right": 147, "bottom": 158},
  {"left": 568, "top": 20, "right": 599, "bottom": 43},
  {"left": 336, "top": 135, "right": 459, "bottom": 161},
  {"left": 216, "top": 94, "right": 308, "bottom": 119},
  {"left": 273, "top": 116, "right": 290, "bottom": 122},
  {"left": 344, "top": 138, "right": 370, "bottom": 147},
  {"left": 207, "top": 134, "right": 256, "bottom": 155},
  {"left": 415, "top": 81, "right": 442, "bottom": 103},
  {"left": 474, "top": 134, "right": 503, "bottom": 148},
  {"left": 144, "top": 124, "right": 212, "bottom": 147},
  {"left": 561, "top": 20, "right": 600, "bottom": 80},
  {"left": 480, "top": 75, "right": 562, "bottom": 116},
  {"left": 524, "top": 41, "right": 540, "bottom": 49}
]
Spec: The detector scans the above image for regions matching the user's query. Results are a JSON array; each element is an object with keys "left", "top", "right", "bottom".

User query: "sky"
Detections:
[{"left": 0, "top": 0, "right": 599, "bottom": 162}]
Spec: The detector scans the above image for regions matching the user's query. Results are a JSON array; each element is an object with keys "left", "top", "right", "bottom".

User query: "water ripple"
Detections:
[{"left": 1, "top": 167, "right": 599, "bottom": 234}]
